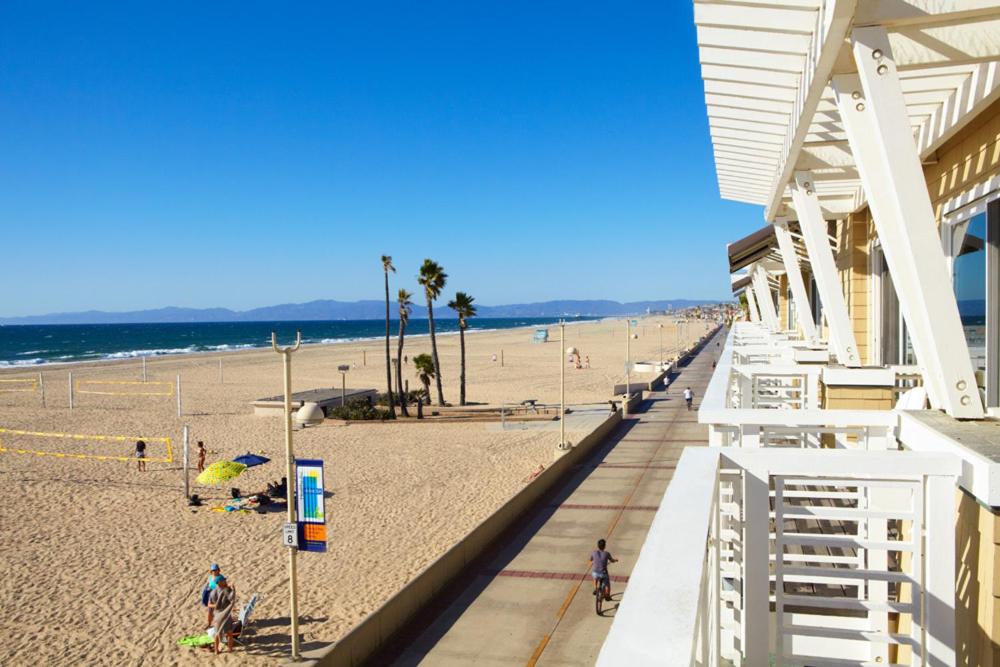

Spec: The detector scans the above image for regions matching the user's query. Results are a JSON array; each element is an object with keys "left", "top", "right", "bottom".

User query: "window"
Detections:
[{"left": 947, "top": 201, "right": 999, "bottom": 407}]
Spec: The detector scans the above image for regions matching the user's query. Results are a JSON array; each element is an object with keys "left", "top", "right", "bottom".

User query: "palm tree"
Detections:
[
  {"left": 413, "top": 353, "right": 435, "bottom": 419},
  {"left": 396, "top": 289, "right": 413, "bottom": 417},
  {"left": 381, "top": 255, "right": 396, "bottom": 414},
  {"left": 417, "top": 259, "right": 448, "bottom": 406},
  {"left": 447, "top": 292, "right": 477, "bottom": 406}
]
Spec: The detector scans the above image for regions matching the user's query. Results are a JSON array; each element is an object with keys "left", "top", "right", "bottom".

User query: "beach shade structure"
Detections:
[
  {"left": 233, "top": 453, "right": 271, "bottom": 468},
  {"left": 196, "top": 461, "right": 247, "bottom": 485}
]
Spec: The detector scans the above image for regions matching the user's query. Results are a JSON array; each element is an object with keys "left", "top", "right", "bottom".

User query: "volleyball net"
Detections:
[
  {"left": 0, "top": 377, "right": 39, "bottom": 394},
  {"left": 75, "top": 379, "right": 174, "bottom": 397},
  {"left": 0, "top": 428, "right": 174, "bottom": 463}
]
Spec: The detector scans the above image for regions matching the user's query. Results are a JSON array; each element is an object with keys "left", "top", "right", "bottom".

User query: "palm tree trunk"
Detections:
[
  {"left": 459, "top": 326, "right": 466, "bottom": 406},
  {"left": 384, "top": 273, "right": 395, "bottom": 413},
  {"left": 396, "top": 320, "right": 409, "bottom": 417},
  {"left": 427, "top": 299, "right": 446, "bottom": 406}
]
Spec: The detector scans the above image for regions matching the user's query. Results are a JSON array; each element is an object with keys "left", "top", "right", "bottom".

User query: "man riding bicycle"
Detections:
[{"left": 590, "top": 538, "right": 617, "bottom": 601}]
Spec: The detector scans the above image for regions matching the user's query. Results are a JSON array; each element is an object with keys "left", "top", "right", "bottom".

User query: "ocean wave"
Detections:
[
  {"left": 103, "top": 347, "right": 198, "bottom": 359},
  {"left": 0, "top": 358, "right": 46, "bottom": 367},
  {"left": 16, "top": 349, "right": 50, "bottom": 356}
]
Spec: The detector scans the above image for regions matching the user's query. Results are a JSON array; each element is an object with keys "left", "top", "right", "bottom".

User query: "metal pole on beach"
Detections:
[
  {"left": 142, "top": 356, "right": 147, "bottom": 383},
  {"left": 559, "top": 320, "right": 566, "bottom": 449},
  {"left": 624, "top": 319, "right": 630, "bottom": 417},
  {"left": 38, "top": 372, "right": 45, "bottom": 408},
  {"left": 338, "top": 365, "right": 349, "bottom": 408},
  {"left": 68, "top": 372, "right": 74, "bottom": 410},
  {"left": 658, "top": 324, "right": 663, "bottom": 368},
  {"left": 272, "top": 331, "right": 302, "bottom": 661},
  {"left": 183, "top": 425, "right": 190, "bottom": 500},
  {"left": 176, "top": 374, "right": 182, "bottom": 417},
  {"left": 219, "top": 358, "right": 224, "bottom": 384}
]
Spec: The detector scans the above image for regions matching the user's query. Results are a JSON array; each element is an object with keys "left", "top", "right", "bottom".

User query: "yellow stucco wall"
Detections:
[
  {"left": 956, "top": 489, "right": 1000, "bottom": 667},
  {"left": 927, "top": 97, "right": 1000, "bottom": 222}
]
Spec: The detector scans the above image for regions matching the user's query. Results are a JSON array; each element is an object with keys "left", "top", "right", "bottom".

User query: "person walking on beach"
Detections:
[
  {"left": 201, "top": 563, "right": 222, "bottom": 610},
  {"left": 207, "top": 575, "right": 237, "bottom": 654},
  {"left": 590, "top": 538, "right": 617, "bottom": 601},
  {"left": 196, "top": 441, "right": 207, "bottom": 473},
  {"left": 683, "top": 387, "right": 694, "bottom": 411},
  {"left": 135, "top": 439, "right": 147, "bottom": 472}
]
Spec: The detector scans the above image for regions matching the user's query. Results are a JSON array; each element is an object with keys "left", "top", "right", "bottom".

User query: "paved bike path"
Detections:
[{"left": 383, "top": 331, "right": 722, "bottom": 666}]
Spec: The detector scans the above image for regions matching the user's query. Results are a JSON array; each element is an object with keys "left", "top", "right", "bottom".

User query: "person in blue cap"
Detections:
[{"left": 201, "top": 563, "right": 222, "bottom": 619}]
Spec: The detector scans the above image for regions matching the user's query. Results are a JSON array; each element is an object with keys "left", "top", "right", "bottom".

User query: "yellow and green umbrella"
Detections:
[{"left": 196, "top": 460, "right": 247, "bottom": 485}]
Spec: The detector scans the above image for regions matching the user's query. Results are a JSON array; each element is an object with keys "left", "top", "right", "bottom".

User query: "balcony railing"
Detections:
[
  {"left": 599, "top": 323, "right": 960, "bottom": 666},
  {"left": 598, "top": 447, "right": 960, "bottom": 667}
]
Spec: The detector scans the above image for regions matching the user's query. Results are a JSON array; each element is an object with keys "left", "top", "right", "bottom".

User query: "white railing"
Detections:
[
  {"left": 598, "top": 447, "right": 960, "bottom": 667},
  {"left": 702, "top": 326, "right": 897, "bottom": 449}
]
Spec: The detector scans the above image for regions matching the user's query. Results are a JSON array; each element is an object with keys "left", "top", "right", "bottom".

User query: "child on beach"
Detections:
[
  {"left": 197, "top": 441, "right": 207, "bottom": 473},
  {"left": 135, "top": 440, "right": 147, "bottom": 472}
]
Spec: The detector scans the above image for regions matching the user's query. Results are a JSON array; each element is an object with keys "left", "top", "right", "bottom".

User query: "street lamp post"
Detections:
[
  {"left": 658, "top": 323, "right": 664, "bottom": 368},
  {"left": 624, "top": 319, "right": 630, "bottom": 417},
  {"left": 559, "top": 320, "right": 566, "bottom": 449},
  {"left": 271, "top": 331, "right": 302, "bottom": 661},
  {"left": 338, "top": 364, "right": 350, "bottom": 408}
]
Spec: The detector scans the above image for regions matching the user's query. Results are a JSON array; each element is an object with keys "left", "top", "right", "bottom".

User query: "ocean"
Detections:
[{"left": 0, "top": 317, "right": 598, "bottom": 367}]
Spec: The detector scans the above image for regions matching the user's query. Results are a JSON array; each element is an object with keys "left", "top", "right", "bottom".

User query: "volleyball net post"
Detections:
[
  {"left": 38, "top": 372, "right": 45, "bottom": 408},
  {"left": 182, "top": 425, "right": 190, "bottom": 500},
  {"left": 69, "top": 372, "right": 74, "bottom": 410},
  {"left": 176, "top": 374, "right": 182, "bottom": 417}
]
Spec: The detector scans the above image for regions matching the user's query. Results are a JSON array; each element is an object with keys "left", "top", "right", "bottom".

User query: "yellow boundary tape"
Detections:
[
  {"left": 75, "top": 379, "right": 174, "bottom": 397},
  {"left": 0, "top": 428, "right": 173, "bottom": 463},
  {"left": 0, "top": 378, "right": 39, "bottom": 394}
]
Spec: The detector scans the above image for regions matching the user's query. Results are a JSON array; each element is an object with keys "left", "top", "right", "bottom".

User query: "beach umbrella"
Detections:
[
  {"left": 196, "top": 461, "right": 247, "bottom": 485},
  {"left": 233, "top": 453, "right": 270, "bottom": 468}
]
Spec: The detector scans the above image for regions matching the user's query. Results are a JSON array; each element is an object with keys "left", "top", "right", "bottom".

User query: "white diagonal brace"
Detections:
[
  {"left": 744, "top": 281, "right": 762, "bottom": 323},
  {"left": 752, "top": 264, "right": 780, "bottom": 331},
  {"left": 790, "top": 174, "right": 861, "bottom": 367},
  {"left": 774, "top": 218, "right": 818, "bottom": 342},
  {"left": 832, "top": 26, "right": 984, "bottom": 418}
]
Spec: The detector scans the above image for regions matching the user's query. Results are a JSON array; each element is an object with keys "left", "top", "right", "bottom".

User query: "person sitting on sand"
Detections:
[
  {"left": 197, "top": 441, "right": 207, "bottom": 473},
  {"left": 266, "top": 477, "right": 288, "bottom": 499},
  {"left": 135, "top": 440, "right": 147, "bottom": 472},
  {"left": 207, "top": 576, "right": 237, "bottom": 654}
]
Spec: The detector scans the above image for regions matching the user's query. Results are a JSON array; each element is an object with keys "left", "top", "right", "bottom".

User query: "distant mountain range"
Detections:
[{"left": 0, "top": 299, "right": 717, "bottom": 325}]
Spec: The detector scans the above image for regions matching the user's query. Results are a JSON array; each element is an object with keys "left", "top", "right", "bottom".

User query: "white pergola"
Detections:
[{"left": 697, "top": 0, "right": 1000, "bottom": 418}]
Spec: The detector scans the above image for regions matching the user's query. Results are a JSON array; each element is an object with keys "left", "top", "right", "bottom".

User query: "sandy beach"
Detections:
[{"left": 0, "top": 315, "right": 713, "bottom": 666}]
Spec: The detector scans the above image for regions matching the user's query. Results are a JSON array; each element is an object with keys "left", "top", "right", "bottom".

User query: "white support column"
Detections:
[
  {"left": 790, "top": 176, "right": 861, "bottom": 367},
  {"left": 774, "top": 218, "right": 818, "bottom": 342},
  {"left": 744, "top": 283, "right": 762, "bottom": 324},
  {"left": 741, "top": 464, "right": 770, "bottom": 667},
  {"left": 752, "top": 264, "right": 780, "bottom": 331},
  {"left": 924, "top": 474, "right": 957, "bottom": 667},
  {"left": 831, "top": 27, "right": 984, "bottom": 418}
]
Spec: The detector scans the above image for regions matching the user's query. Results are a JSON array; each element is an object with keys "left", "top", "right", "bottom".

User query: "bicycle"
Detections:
[{"left": 594, "top": 572, "right": 611, "bottom": 615}]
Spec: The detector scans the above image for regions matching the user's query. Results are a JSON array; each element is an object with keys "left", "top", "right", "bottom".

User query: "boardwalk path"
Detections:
[{"left": 380, "top": 329, "right": 723, "bottom": 666}]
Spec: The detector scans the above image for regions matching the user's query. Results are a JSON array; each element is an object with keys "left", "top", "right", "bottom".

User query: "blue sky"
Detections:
[{"left": 0, "top": 2, "right": 762, "bottom": 317}]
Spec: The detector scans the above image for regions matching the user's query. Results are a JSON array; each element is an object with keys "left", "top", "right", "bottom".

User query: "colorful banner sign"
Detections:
[{"left": 295, "top": 458, "right": 327, "bottom": 553}]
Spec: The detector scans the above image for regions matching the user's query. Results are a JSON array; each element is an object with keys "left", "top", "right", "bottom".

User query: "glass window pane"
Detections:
[{"left": 954, "top": 213, "right": 988, "bottom": 386}]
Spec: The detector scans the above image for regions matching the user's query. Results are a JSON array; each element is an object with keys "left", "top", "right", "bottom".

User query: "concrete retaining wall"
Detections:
[{"left": 308, "top": 405, "right": 626, "bottom": 666}]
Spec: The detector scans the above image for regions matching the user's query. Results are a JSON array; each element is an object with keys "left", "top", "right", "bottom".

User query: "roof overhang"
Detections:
[{"left": 695, "top": 1, "right": 1000, "bottom": 222}]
